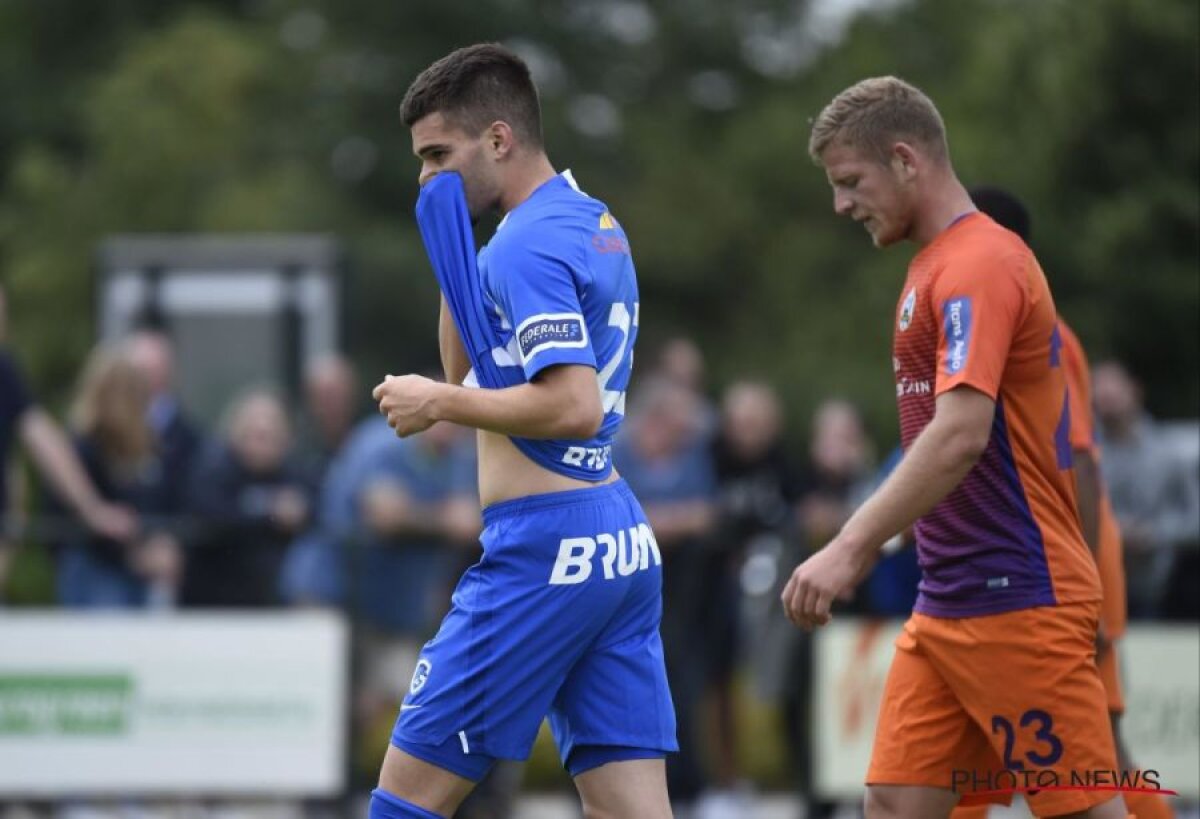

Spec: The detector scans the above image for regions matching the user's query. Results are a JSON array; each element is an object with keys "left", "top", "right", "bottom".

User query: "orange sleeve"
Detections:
[
  {"left": 931, "top": 246, "right": 1029, "bottom": 399},
  {"left": 1057, "top": 321, "right": 1096, "bottom": 453}
]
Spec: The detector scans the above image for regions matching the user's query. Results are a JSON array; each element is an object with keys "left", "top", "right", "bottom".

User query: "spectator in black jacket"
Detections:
[
  {"left": 125, "top": 328, "right": 205, "bottom": 522},
  {"left": 184, "top": 389, "right": 311, "bottom": 607}
]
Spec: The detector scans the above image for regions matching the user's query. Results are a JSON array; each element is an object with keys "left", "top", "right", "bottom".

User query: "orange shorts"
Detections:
[{"left": 868, "top": 602, "right": 1119, "bottom": 817}]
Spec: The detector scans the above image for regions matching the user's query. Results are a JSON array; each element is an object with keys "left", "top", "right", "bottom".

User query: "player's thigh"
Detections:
[
  {"left": 925, "top": 604, "right": 1119, "bottom": 818},
  {"left": 868, "top": 617, "right": 1000, "bottom": 794},
  {"left": 549, "top": 569, "right": 676, "bottom": 770},
  {"left": 865, "top": 784, "right": 961, "bottom": 819},
  {"left": 573, "top": 757, "right": 672, "bottom": 819},
  {"left": 377, "top": 744, "right": 476, "bottom": 817}
]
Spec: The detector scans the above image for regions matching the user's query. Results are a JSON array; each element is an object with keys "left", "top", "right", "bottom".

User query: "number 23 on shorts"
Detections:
[{"left": 991, "top": 709, "right": 1064, "bottom": 770}]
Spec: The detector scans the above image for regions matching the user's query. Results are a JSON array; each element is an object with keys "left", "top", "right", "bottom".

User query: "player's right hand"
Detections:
[{"left": 781, "top": 539, "right": 869, "bottom": 631}]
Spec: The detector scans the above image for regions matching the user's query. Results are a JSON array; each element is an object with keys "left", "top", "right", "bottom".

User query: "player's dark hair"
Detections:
[
  {"left": 401, "top": 43, "right": 543, "bottom": 148},
  {"left": 970, "top": 186, "right": 1032, "bottom": 242}
]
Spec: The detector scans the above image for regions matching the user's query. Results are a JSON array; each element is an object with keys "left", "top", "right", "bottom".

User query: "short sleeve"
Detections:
[
  {"left": 1058, "top": 323, "right": 1097, "bottom": 453},
  {"left": 488, "top": 235, "right": 597, "bottom": 381},
  {"left": 931, "top": 250, "right": 1029, "bottom": 399}
]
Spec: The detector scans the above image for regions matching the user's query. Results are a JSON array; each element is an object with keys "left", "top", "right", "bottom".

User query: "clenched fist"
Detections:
[{"left": 373, "top": 374, "right": 441, "bottom": 438}]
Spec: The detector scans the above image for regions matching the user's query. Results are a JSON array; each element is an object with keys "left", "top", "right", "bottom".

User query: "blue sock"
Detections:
[{"left": 368, "top": 787, "right": 444, "bottom": 819}]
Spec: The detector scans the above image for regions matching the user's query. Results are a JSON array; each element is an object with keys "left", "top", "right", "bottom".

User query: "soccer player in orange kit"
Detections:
[
  {"left": 782, "top": 77, "right": 1127, "bottom": 818},
  {"left": 948, "top": 186, "right": 1174, "bottom": 819}
]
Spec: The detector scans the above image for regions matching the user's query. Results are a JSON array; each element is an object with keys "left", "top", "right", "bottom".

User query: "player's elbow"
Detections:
[
  {"left": 945, "top": 423, "right": 990, "bottom": 466},
  {"left": 562, "top": 397, "right": 604, "bottom": 439},
  {"left": 551, "top": 383, "right": 603, "bottom": 439}
]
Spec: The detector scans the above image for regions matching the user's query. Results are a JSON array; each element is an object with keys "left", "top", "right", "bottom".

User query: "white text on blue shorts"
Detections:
[{"left": 548, "top": 524, "right": 662, "bottom": 585}]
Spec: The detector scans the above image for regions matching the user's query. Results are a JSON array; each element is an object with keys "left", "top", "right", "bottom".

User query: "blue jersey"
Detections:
[{"left": 469, "top": 172, "right": 638, "bottom": 481}]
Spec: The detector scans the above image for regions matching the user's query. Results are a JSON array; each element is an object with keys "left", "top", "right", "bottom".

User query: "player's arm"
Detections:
[
  {"left": 438, "top": 295, "right": 472, "bottom": 386},
  {"left": 1073, "top": 447, "right": 1102, "bottom": 555},
  {"left": 782, "top": 386, "right": 994, "bottom": 628},
  {"left": 1059, "top": 325, "right": 1101, "bottom": 555},
  {"left": 18, "top": 408, "right": 137, "bottom": 541},
  {"left": 840, "top": 386, "right": 993, "bottom": 558},
  {"left": 374, "top": 363, "right": 602, "bottom": 441}
]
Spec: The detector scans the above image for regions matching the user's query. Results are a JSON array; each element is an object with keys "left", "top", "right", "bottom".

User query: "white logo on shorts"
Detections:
[
  {"left": 410, "top": 658, "right": 432, "bottom": 694},
  {"left": 548, "top": 524, "right": 662, "bottom": 585}
]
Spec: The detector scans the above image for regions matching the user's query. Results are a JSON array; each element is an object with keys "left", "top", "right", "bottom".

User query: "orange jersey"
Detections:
[
  {"left": 1059, "top": 319, "right": 1128, "bottom": 638},
  {"left": 892, "top": 213, "right": 1100, "bottom": 616}
]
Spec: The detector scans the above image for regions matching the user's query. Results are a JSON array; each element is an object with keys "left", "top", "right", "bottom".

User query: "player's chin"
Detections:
[{"left": 871, "top": 225, "right": 904, "bottom": 248}]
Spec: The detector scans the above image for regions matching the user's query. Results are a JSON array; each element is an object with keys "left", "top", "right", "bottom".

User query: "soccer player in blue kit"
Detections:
[{"left": 370, "top": 44, "right": 676, "bottom": 819}]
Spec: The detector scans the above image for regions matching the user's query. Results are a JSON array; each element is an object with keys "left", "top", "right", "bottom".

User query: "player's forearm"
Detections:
[
  {"left": 836, "top": 416, "right": 984, "bottom": 559},
  {"left": 19, "top": 409, "right": 106, "bottom": 520},
  {"left": 439, "top": 297, "right": 472, "bottom": 386},
  {"left": 1072, "top": 448, "right": 1102, "bottom": 555},
  {"left": 430, "top": 381, "right": 600, "bottom": 440}
]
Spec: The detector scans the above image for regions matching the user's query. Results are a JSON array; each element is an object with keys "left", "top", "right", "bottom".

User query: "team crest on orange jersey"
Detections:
[{"left": 899, "top": 286, "right": 917, "bottom": 331}]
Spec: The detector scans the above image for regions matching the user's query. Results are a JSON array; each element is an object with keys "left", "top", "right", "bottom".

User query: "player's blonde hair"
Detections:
[{"left": 808, "top": 76, "right": 948, "bottom": 165}]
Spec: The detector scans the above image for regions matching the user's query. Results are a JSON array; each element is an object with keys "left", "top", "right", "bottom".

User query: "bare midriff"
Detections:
[{"left": 476, "top": 430, "right": 618, "bottom": 508}]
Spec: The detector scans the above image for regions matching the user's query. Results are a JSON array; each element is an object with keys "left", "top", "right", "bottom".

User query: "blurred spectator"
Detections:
[
  {"left": 653, "top": 336, "right": 718, "bottom": 441},
  {"left": 1, "top": 287, "right": 136, "bottom": 601},
  {"left": 124, "top": 327, "right": 206, "bottom": 530},
  {"left": 54, "top": 347, "right": 180, "bottom": 608},
  {"left": 1094, "top": 360, "right": 1200, "bottom": 619},
  {"left": 297, "top": 353, "right": 360, "bottom": 480},
  {"left": 708, "top": 380, "right": 803, "bottom": 815},
  {"left": 860, "top": 447, "right": 921, "bottom": 617},
  {"left": 784, "top": 398, "right": 876, "bottom": 819},
  {"left": 799, "top": 398, "right": 876, "bottom": 560},
  {"left": 614, "top": 377, "right": 717, "bottom": 812},
  {"left": 353, "top": 421, "right": 477, "bottom": 718},
  {"left": 183, "top": 389, "right": 312, "bottom": 607},
  {"left": 355, "top": 421, "right": 480, "bottom": 779}
]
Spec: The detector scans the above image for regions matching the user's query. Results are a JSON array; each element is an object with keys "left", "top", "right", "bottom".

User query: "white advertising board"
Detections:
[
  {"left": 814, "top": 619, "right": 1199, "bottom": 800},
  {"left": 0, "top": 612, "right": 349, "bottom": 796}
]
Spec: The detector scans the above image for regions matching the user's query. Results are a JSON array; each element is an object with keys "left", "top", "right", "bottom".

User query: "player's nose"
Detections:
[
  {"left": 418, "top": 165, "right": 437, "bottom": 186},
  {"left": 834, "top": 190, "right": 854, "bottom": 216}
]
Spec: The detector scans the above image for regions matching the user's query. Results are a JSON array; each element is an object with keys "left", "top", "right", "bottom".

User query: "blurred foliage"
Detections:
[{"left": 0, "top": 0, "right": 1196, "bottom": 446}]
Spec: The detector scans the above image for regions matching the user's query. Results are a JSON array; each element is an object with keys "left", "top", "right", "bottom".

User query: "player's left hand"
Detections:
[
  {"left": 781, "top": 539, "right": 870, "bottom": 630},
  {"left": 373, "top": 374, "right": 441, "bottom": 438}
]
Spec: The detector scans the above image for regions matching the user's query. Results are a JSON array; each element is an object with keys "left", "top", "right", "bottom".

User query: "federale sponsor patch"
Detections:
[{"left": 516, "top": 312, "right": 588, "bottom": 361}]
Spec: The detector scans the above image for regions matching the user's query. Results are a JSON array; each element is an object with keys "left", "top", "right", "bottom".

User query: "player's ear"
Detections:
[
  {"left": 487, "top": 121, "right": 516, "bottom": 159},
  {"left": 891, "top": 142, "right": 920, "bottom": 182}
]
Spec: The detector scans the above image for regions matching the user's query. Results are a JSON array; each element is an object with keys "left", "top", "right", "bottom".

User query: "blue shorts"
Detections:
[{"left": 390, "top": 479, "right": 677, "bottom": 779}]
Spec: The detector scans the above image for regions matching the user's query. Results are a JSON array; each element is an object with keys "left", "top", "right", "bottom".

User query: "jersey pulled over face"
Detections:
[
  {"left": 892, "top": 213, "right": 1100, "bottom": 617},
  {"left": 471, "top": 171, "right": 638, "bottom": 480}
]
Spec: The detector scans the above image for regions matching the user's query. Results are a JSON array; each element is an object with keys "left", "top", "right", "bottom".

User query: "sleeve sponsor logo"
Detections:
[
  {"left": 943, "top": 297, "right": 973, "bottom": 375},
  {"left": 591, "top": 233, "right": 630, "bottom": 255},
  {"left": 516, "top": 312, "right": 589, "bottom": 362},
  {"left": 899, "top": 286, "right": 917, "bottom": 331}
]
